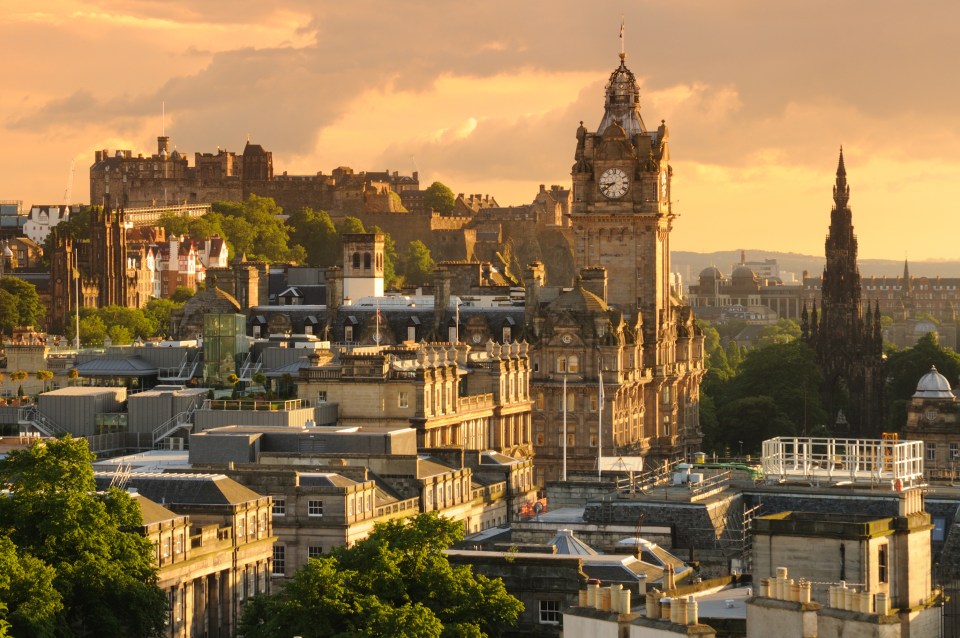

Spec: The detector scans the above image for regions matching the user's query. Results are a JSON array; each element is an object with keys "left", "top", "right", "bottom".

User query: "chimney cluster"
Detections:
[
  {"left": 643, "top": 588, "right": 699, "bottom": 626},
  {"left": 758, "top": 567, "right": 812, "bottom": 604},
  {"left": 758, "top": 566, "right": 891, "bottom": 615},
  {"left": 578, "top": 580, "right": 631, "bottom": 614}
]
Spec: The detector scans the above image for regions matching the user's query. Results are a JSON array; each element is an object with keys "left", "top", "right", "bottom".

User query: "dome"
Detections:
[
  {"left": 732, "top": 265, "right": 756, "bottom": 281},
  {"left": 597, "top": 56, "right": 646, "bottom": 137},
  {"left": 2, "top": 244, "right": 12, "bottom": 258},
  {"left": 913, "top": 365, "right": 955, "bottom": 399},
  {"left": 699, "top": 266, "right": 722, "bottom": 280},
  {"left": 548, "top": 286, "right": 608, "bottom": 314}
]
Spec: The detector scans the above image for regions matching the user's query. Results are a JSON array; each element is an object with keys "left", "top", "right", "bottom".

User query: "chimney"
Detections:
[
  {"left": 525, "top": 262, "right": 545, "bottom": 331},
  {"left": 579, "top": 267, "right": 608, "bottom": 304}
]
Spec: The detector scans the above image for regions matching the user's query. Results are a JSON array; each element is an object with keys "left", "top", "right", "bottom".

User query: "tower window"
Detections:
[
  {"left": 364, "top": 252, "right": 372, "bottom": 269},
  {"left": 352, "top": 252, "right": 360, "bottom": 268}
]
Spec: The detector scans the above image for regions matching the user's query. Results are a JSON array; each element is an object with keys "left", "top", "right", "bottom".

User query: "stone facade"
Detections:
[{"left": 904, "top": 366, "right": 960, "bottom": 481}]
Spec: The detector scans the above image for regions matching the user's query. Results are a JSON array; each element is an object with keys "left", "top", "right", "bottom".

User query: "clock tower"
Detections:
[
  {"left": 564, "top": 52, "right": 706, "bottom": 460},
  {"left": 570, "top": 53, "right": 677, "bottom": 365}
]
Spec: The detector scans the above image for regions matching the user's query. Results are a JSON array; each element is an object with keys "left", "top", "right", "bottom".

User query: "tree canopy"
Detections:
[
  {"left": 0, "top": 436, "right": 166, "bottom": 637},
  {"left": 0, "top": 278, "right": 45, "bottom": 333},
  {"left": 884, "top": 333, "right": 960, "bottom": 431},
  {"left": 286, "top": 208, "right": 340, "bottom": 267},
  {"left": 701, "top": 339, "right": 825, "bottom": 455},
  {"left": 423, "top": 182, "right": 456, "bottom": 215},
  {"left": 239, "top": 513, "right": 522, "bottom": 638},
  {"left": 402, "top": 240, "right": 435, "bottom": 287}
]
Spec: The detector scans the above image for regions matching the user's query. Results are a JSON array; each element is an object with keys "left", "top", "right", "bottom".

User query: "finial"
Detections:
[{"left": 619, "top": 15, "right": 625, "bottom": 59}]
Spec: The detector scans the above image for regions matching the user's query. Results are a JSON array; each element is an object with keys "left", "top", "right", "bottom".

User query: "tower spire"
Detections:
[{"left": 833, "top": 146, "right": 849, "bottom": 209}]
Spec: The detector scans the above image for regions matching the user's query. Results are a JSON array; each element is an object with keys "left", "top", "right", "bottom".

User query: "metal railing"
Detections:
[
  {"left": 152, "top": 405, "right": 197, "bottom": 447},
  {"left": 761, "top": 436, "right": 925, "bottom": 488},
  {"left": 17, "top": 406, "right": 68, "bottom": 437}
]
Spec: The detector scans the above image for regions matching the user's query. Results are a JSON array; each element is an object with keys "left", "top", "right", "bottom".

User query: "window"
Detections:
[
  {"left": 590, "top": 393, "right": 598, "bottom": 412},
  {"left": 556, "top": 356, "right": 567, "bottom": 373},
  {"left": 566, "top": 392, "right": 575, "bottom": 411},
  {"left": 399, "top": 391, "right": 409, "bottom": 408},
  {"left": 536, "top": 392, "right": 544, "bottom": 410},
  {"left": 352, "top": 252, "right": 360, "bottom": 268},
  {"left": 951, "top": 443, "right": 959, "bottom": 459},
  {"left": 308, "top": 546, "right": 323, "bottom": 559},
  {"left": 502, "top": 326, "right": 512, "bottom": 343},
  {"left": 273, "top": 497, "right": 286, "bottom": 517},
  {"left": 568, "top": 355, "right": 579, "bottom": 373},
  {"left": 878, "top": 544, "right": 888, "bottom": 583},
  {"left": 237, "top": 517, "right": 245, "bottom": 538},
  {"left": 407, "top": 325, "right": 417, "bottom": 342},
  {"left": 308, "top": 500, "right": 324, "bottom": 517},
  {"left": 317, "top": 391, "right": 327, "bottom": 403},
  {"left": 163, "top": 536, "right": 171, "bottom": 558},
  {"left": 239, "top": 568, "right": 247, "bottom": 600},
  {"left": 539, "top": 599, "right": 562, "bottom": 624},
  {"left": 273, "top": 546, "right": 285, "bottom": 576},
  {"left": 344, "top": 325, "right": 354, "bottom": 342},
  {"left": 175, "top": 534, "right": 183, "bottom": 555},
  {"left": 927, "top": 443, "right": 937, "bottom": 462}
]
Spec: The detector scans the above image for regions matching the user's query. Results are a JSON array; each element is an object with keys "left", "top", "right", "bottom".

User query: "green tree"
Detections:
[
  {"left": 212, "top": 195, "right": 305, "bottom": 263},
  {"left": 0, "top": 289, "right": 19, "bottom": 334},
  {"left": 155, "top": 212, "right": 191, "bottom": 237},
  {"left": 35, "top": 370, "right": 54, "bottom": 393},
  {"left": 423, "top": 182, "right": 455, "bottom": 215},
  {"left": 0, "top": 278, "right": 45, "bottom": 330},
  {"left": 76, "top": 314, "right": 107, "bottom": 347},
  {"left": 402, "top": 240, "right": 435, "bottom": 287},
  {"left": 287, "top": 208, "right": 339, "bottom": 267},
  {"left": 144, "top": 298, "right": 181, "bottom": 337},
  {"left": 884, "top": 333, "right": 960, "bottom": 431},
  {"left": 0, "top": 437, "right": 166, "bottom": 636},
  {"left": 239, "top": 513, "right": 522, "bottom": 638},
  {"left": 170, "top": 286, "right": 195, "bottom": 304},
  {"left": 337, "top": 216, "right": 366, "bottom": 235},
  {"left": 714, "top": 396, "right": 797, "bottom": 456},
  {"left": 0, "top": 535, "right": 62, "bottom": 636}
]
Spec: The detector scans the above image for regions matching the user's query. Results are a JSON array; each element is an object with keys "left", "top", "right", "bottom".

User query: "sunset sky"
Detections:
[{"left": 2, "top": 1, "right": 958, "bottom": 260}]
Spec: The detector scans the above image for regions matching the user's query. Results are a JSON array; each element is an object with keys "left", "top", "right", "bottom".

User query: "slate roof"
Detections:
[
  {"left": 75, "top": 356, "right": 158, "bottom": 376},
  {"left": 94, "top": 472, "right": 263, "bottom": 507},
  {"left": 131, "top": 492, "right": 182, "bottom": 525},
  {"left": 547, "top": 528, "right": 598, "bottom": 556},
  {"left": 298, "top": 472, "right": 357, "bottom": 488}
]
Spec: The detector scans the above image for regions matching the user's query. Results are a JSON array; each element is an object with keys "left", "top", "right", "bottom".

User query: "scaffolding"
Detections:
[{"left": 761, "top": 436, "right": 924, "bottom": 489}]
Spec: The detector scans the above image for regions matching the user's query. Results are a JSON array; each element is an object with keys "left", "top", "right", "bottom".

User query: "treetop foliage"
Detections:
[
  {"left": 423, "top": 182, "right": 456, "bottom": 215},
  {"left": 0, "top": 436, "right": 166, "bottom": 637},
  {"left": 239, "top": 513, "right": 522, "bottom": 638}
]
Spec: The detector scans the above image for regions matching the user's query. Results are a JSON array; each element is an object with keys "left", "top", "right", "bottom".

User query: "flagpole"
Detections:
[
  {"left": 562, "top": 374, "right": 567, "bottom": 482},
  {"left": 74, "top": 249, "right": 80, "bottom": 351},
  {"left": 598, "top": 354, "right": 603, "bottom": 481}
]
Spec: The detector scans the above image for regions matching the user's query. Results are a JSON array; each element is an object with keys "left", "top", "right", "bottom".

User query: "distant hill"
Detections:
[{"left": 673, "top": 250, "right": 960, "bottom": 283}]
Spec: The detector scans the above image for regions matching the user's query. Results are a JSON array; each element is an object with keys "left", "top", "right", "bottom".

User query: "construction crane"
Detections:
[{"left": 63, "top": 159, "right": 75, "bottom": 206}]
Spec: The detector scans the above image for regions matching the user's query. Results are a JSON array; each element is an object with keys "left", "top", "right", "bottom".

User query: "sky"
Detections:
[{"left": 2, "top": 1, "right": 958, "bottom": 260}]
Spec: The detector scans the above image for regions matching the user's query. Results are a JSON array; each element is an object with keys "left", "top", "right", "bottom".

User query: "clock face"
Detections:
[
  {"left": 561, "top": 334, "right": 572, "bottom": 344},
  {"left": 599, "top": 168, "right": 629, "bottom": 199}
]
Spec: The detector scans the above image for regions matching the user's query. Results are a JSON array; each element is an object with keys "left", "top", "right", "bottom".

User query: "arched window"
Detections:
[
  {"left": 352, "top": 252, "right": 361, "bottom": 268},
  {"left": 568, "top": 355, "right": 580, "bottom": 373},
  {"left": 364, "top": 252, "right": 372, "bottom": 269},
  {"left": 556, "top": 356, "right": 566, "bottom": 373}
]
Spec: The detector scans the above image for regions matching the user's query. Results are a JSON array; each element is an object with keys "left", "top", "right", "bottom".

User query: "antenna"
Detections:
[{"left": 162, "top": 101, "right": 165, "bottom": 136}]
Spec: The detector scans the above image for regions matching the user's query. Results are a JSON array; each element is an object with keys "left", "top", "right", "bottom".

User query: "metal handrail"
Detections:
[
  {"left": 152, "top": 405, "right": 197, "bottom": 446},
  {"left": 17, "top": 405, "right": 68, "bottom": 437}
]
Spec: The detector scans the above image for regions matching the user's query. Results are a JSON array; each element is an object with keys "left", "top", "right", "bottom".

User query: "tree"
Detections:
[
  {"left": 0, "top": 536, "right": 62, "bottom": 636},
  {"left": 144, "top": 298, "right": 180, "bottom": 337},
  {"left": 170, "top": 286, "right": 195, "bottom": 304},
  {"left": 35, "top": 370, "right": 54, "bottom": 393},
  {"left": 884, "top": 333, "right": 960, "bottom": 431},
  {"left": 0, "top": 289, "right": 19, "bottom": 335},
  {"left": 402, "top": 240, "right": 435, "bottom": 287},
  {"left": 67, "top": 368, "right": 80, "bottom": 386},
  {"left": 0, "top": 437, "right": 167, "bottom": 636},
  {"left": 239, "top": 513, "right": 522, "bottom": 638},
  {"left": 423, "top": 182, "right": 455, "bottom": 215},
  {"left": 0, "top": 278, "right": 45, "bottom": 330},
  {"left": 287, "top": 208, "right": 339, "bottom": 267},
  {"left": 212, "top": 195, "right": 305, "bottom": 263}
]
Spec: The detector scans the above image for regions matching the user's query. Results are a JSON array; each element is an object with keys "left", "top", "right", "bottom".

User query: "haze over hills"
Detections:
[{"left": 673, "top": 250, "right": 960, "bottom": 284}]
